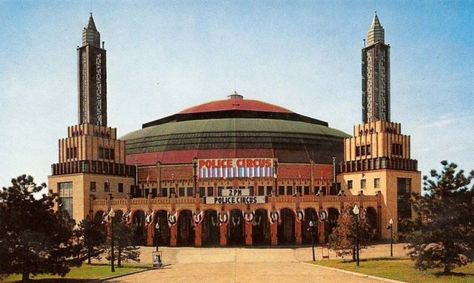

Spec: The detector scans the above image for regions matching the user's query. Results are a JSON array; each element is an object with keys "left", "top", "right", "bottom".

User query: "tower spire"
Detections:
[
  {"left": 367, "top": 12, "right": 384, "bottom": 46},
  {"left": 82, "top": 13, "right": 101, "bottom": 47}
]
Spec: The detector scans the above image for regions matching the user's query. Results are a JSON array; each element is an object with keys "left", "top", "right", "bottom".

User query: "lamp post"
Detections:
[
  {"left": 109, "top": 208, "right": 116, "bottom": 272},
  {"left": 308, "top": 220, "right": 316, "bottom": 261},
  {"left": 155, "top": 222, "right": 160, "bottom": 252},
  {"left": 352, "top": 204, "right": 360, "bottom": 267},
  {"left": 388, "top": 218, "right": 393, "bottom": 257}
]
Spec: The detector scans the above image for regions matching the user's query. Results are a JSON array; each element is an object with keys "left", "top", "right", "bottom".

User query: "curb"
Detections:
[
  {"left": 304, "top": 262, "right": 406, "bottom": 283},
  {"left": 86, "top": 267, "right": 155, "bottom": 283}
]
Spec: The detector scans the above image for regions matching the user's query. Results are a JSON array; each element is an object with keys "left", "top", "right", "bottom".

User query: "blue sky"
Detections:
[{"left": 0, "top": 0, "right": 473, "bottom": 188}]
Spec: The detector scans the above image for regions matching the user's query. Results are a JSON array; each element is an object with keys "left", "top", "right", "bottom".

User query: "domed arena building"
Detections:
[{"left": 49, "top": 14, "right": 420, "bottom": 247}]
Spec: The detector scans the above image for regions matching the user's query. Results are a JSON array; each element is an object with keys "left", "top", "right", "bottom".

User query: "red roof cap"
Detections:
[{"left": 179, "top": 93, "right": 292, "bottom": 114}]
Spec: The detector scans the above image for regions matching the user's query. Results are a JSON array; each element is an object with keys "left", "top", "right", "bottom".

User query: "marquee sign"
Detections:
[
  {"left": 198, "top": 158, "right": 275, "bottom": 179},
  {"left": 204, "top": 196, "right": 266, "bottom": 205}
]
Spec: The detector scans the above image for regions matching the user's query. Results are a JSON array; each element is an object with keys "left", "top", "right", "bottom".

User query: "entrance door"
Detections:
[
  {"left": 302, "top": 208, "right": 317, "bottom": 244},
  {"left": 178, "top": 210, "right": 195, "bottom": 246},
  {"left": 252, "top": 209, "right": 270, "bottom": 245},
  {"left": 154, "top": 210, "right": 170, "bottom": 246},
  {"left": 228, "top": 209, "right": 244, "bottom": 245},
  {"left": 202, "top": 210, "right": 220, "bottom": 246},
  {"left": 278, "top": 208, "right": 295, "bottom": 245}
]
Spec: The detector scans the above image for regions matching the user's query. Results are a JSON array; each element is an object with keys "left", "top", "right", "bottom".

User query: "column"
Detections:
[
  {"left": 271, "top": 222, "right": 278, "bottom": 246},
  {"left": 295, "top": 219, "right": 302, "bottom": 245},
  {"left": 219, "top": 223, "right": 228, "bottom": 246},
  {"left": 146, "top": 224, "right": 154, "bottom": 246},
  {"left": 170, "top": 224, "right": 177, "bottom": 247},
  {"left": 245, "top": 221, "right": 252, "bottom": 246},
  {"left": 195, "top": 223, "right": 202, "bottom": 247}
]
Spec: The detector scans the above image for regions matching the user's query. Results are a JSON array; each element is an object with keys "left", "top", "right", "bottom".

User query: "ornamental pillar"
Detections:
[
  {"left": 318, "top": 220, "right": 325, "bottom": 243},
  {"left": 219, "top": 223, "right": 228, "bottom": 246},
  {"left": 271, "top": 222, "right": 278, "bottom": 245},
  {"left": 295, "top": 218, "right": 302, "bottom": 245},
  {"left": 195, "top": 223, "right": 202, "bottom": 247},
  {"left": 245, "top": 221, "right": 252, "bottom": 246},
  {"left": 146, "top": 224, "right": 154, "bottom": 246}
]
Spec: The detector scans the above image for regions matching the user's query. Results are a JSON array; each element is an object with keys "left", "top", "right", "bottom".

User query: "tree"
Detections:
[
  {"left": 105, "top": 219, "right": 140, "bottom": 267},
  {"left": 0, "top": 175, "right": 82, "bottom": 282},
  {"left": 403, "top": 161, "right": 474, "bottom": 274},
  {"left": 328, "top": 207, "right": 373, "bottom": 260},
  {"left": 77, "top": 217, "right": 106, "bottom": 264}
]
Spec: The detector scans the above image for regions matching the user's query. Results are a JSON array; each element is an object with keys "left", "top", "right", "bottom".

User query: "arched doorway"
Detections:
[
  {"left": 178, "top": 210, "right": 195, "bottom": 246},
  {"left": 202, "top": 209, "right": 219, "bottom": 246},
  {"left": 228, "top": 209, "right": 244, "bottom": 245},
  {"left": 302, "top": 208, "right": 317, "bottom": 244},
  {"left": 154, "top": 210, "right": 170, "bottom": 246},
  {"left": 366, "top": 207, "right": 378, "bottom": 239},
  {"left": 252, "top": 209, "right": 270, "bottom": 245},
  {"left": 132, "top": 210, "right": 146, "bottom": 246},
  {"left": 94, "top": 210, "right": 105, "bottom": 222},
  {"left": 278, "top": 208, "right": 295, "bottom": 245},
  {"left": 325, "top": 207, "right": 340, "bottom": 241},
  {"left": 115, "top": 210, "right": 123, "bottom": 223}
]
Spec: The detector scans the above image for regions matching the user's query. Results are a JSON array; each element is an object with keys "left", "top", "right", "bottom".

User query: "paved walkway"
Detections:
[{"left": 105, "top": 244, "right": 408, "bottom": 283}]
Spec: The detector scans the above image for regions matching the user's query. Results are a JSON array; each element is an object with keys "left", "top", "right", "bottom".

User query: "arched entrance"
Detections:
[
  {"left": 252, "top": 209, "right": 270, "bottom": 245},
  {"left": 132, "top": 210, "right": 146, "bottom": 246},
  {"left": 325, "top": 207, "right": 340, "bottom": 241},
  {"left": 366, "top": 207, "right": 378, "bottom": 239},
  {"left": 278, "top": 208, "right": 295, "bottom": 245},
  {"left": 154, "top": 210, "right": 170, "bottom": 246},
  {"left": 302, "top": 208, "right": 317, "bottom": 244},
  {"left": 202, "top": 209, "right": 220, "bottom": 246},
  {"left": 178, "top": 210, "right": 195, "bottom": 246},
  {"left": 228, "top": 209, "right": 244, "bottom": 245},
  {"left": 94, "top": 210, "right": 105, "bottom": 222}
]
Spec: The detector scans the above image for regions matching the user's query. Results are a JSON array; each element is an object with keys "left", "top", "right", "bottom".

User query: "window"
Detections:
[
  {"left": 186, "top": 187, "right": 193, "bottom": 197},
  {"left": 58, "top": 182, "right": 73, "bottom": 217},
  {"left": 258, "top": 186, "right": 265, "bottom": 196},
  {"left": 347, "top": 180, "right": 353, "bottom": 190},
  {"left": 278, "top": 186, "right": 285, "bottom": 196},
  {"left": 118, "top": 183, "right": 123, "bottom": 193},
  {"left": 218, "top": 186, "right": 224, "bottom": 196},
  {"left": 361, "top": 145, "right": 366, "bottom": 155},
  {"left": 179, "top": 187, "right": 185, "bottom": 197},
  {"left": 104, "top": 181, "right": 110, "bottom": 192},
  {"left": 360, "top": 179, "right": 366, "bottom": 189},
  {"left": 356, "top": 146, "right": 360, "bottom": 157},
  {"left": 161, "top": 187, "right": 168, "bottom": 197},
  {"left": 266, "top": 186, "right": 273, "bottom": 195},
  {"left": 151, "top": 189, "right": 157, "bottom": 197},
  {"left": 366, "top": 145, "right": 371, "bottom": 155},
  {"left": 374, "top": 178, "right": 380, "bottom": 189},
  {"left": 286, "top": 186, "right": 292, "bottom": 196},
  {"left": 199, "top": 187, "right": 205, "bottom": 197},
  {"left": 321, "top": 186, "right": 326, "bottom": 195},
  {"left": 207, "top": 187, "right": 213, "bottom": 196},
  {"left": 296, "top": 186, "right": 302, "bottom": 195},
  {"left": 304, "top": 186, "right": 310, "bottom": 195},
  {"left": 90, "top": 181, "right": 96, "bottom": 192}
]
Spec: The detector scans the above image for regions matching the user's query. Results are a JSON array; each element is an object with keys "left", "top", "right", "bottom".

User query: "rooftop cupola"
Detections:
[
  {"left": 367, "top": 13, "right": 385, "bottom": 46},
  {"left": 82, "top": 13, "right": 101, "bottom": 47}
]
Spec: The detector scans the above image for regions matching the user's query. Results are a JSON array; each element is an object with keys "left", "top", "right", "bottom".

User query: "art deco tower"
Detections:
[
  {"left": 78, "top": 14, "right": 107, "bottom": 126},
  {"left": 362, "top": 13, "right": 390, "bottom": 123},
  {"left": 338, "top": 13, "right": 420, "bottom": 239},
  {"left": 49, "top": 15, "right": 134, "bottom": 222}
]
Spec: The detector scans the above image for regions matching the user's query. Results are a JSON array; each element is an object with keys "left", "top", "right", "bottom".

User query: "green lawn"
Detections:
[
  {"left": 3, "top": 263, "right": 149, "bottom": 282},
  {"left": 314, "top": 257, "right": 474, "bottom": 283}
]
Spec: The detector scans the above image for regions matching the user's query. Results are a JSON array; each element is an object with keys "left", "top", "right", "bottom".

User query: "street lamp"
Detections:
[
  {"left": 108, "top": 208, "right": 116, "bottom": 272},
  {"left": 387, "top": 218, "right": 393, "bottom": 257},
  {"left": 155, "top": 222, "right": 160, "bottom": 252},
  {"left": 352, "top": 204, "right": 360, "bottom": 267},
  {"left": 308, "top": 220, "right": 316, "bottom": 261}
]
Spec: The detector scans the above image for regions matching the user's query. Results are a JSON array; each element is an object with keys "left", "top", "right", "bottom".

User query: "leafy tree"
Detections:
[
  {"left": 328, "top": 207, "right": 373, "bottom": 260},
  {"left": 0, "top": 175, "right": 82, "bottom": 282},
  {"left": 105, "top": 219, "right": 140, "bottom": 267},
  {"left": 77, "top": 216, "right": 106, "bottom": 264},
  {"left": 403, "top": 161, "right": 474, "bottom": 274}
]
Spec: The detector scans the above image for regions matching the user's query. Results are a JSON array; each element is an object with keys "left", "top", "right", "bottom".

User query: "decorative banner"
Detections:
[
  {"left": 222, "top": 189, "right": 250, "bottom": 196},
  {"left": 167, "top": 211, "right": 177, "bottom": 226},
  {"left": 295, "top": 208, "right": 305, "bottom": 223},
  {"left": 122, "top": 210, "right": 132, "bottom": 224},
  {"left": 218, "top": 211, "right": 229, "bottom": 225},
  {"left": 198, "top": 158, "right": 274, "bottom": 179},
  {"left": 268, "top": 210, "right": 280, "bottom": 225},
  {"left": 145, "top": 210, "right": 154, "bottom": 225},
  {"left": 244, "top": 211, "right": 255, "bottom": 223},
  {"left": 205, "top": 196, "right": 266, "bottom": 205},
  {"left": 193, "top": 210, "right": 204, "bottom": 226},
  {"left": 318, "top": 210, "right": 328, "bottom": 222}
]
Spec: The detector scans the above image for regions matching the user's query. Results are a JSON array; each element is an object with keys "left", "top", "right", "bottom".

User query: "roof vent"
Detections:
[{"left": 228, "top": 91, "right": 243, "bottom": 100}]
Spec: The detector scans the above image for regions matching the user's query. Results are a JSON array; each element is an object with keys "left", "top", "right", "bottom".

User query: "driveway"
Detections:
[{"left": 105, "top": 245, "right": 403, "bottom": 283}]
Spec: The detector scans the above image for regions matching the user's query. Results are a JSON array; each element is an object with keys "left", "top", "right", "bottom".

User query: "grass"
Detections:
[
  {"left": 314, "top": 257, "right": 474, "bottom": 283},
  {"left": 3, "top": 263, "right": 150, "bottom": 282}
]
